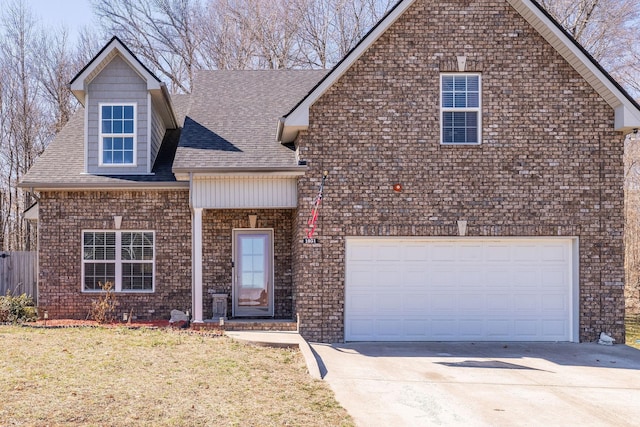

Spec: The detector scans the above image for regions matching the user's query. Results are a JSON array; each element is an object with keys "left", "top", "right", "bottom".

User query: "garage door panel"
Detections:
[
  {"left": 542, "top": 244, "right": 568, "bottom": 262},
  {"left": 541, "top": 294, "right": 567, "bottom": 311},
  {"left": 541, "top": 269, "right": 566, "bottom": 287},
  {"left": 431, "top": 244, "right": 457, "bottom": 261},
  {"left": 404, "top": 244, "right": 428, "bottom": 261},
  {"left": 430, "top": 294, "right": 458, "bottom": 312},
  {"left": 487, "top": 294, "right": 511, "bottom": 311},
  {"left": 347, "top": 293, "right": 375, "bottom": 314},
  {"left": 377, "top": 244, "right": 402, "bottom": 261},
  {"left": 485, "top": 269, "right": 512, "bottom": 287},
  {"left": 513, "top": 319, "right": 539, "bottom": 337},
  {"left": 404, "top": 294, "right": 430, "bottom": 312},
  {"left": 542, "top": 319, "right": 567, "bottom": 337},
  {"left": 345, "top": 238, "right": 574, "bottom": 342},
  {"left": 486, "top": 319, "right": 511, "bottom": 337},
  {"left": 458, "top": 294, "right": 485, "bottom": 311},
  {"left": 459, "top": 244, "right": 483, "bottom": 261},
  {"left": 404, "top": 268, "right": 429, "bottom": 286}
]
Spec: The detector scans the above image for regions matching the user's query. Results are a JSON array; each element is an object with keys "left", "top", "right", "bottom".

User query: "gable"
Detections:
[
  {"left": 278, "top": 0, "right": 640, "bottom": 143},
  {"left": 70, "top": 36, "right": 176, "bottom": 130}
]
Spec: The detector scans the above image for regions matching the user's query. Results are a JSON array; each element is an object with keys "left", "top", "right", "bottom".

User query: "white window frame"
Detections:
[
  {"left": 440, "top": 73, "right": 482, "bottom": 145},
  {"left": 98, "top": 102, "right": 137, "bottom": 166},
  {"left": 82, "top": 230, "right": 155, "bottom": 293}
]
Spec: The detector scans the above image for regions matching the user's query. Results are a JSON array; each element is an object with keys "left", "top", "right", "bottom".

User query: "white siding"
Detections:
[
  {"left": 86, "top": 55, "right": 149, "bottom": 174},
  {"left": 193, "top": 177, "right": 298, "bottom": 209}
]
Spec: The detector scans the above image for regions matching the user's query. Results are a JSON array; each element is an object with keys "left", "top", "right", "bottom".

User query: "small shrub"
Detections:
[
  {"left": 0, "top": 292, "right": 37, "bottom": 323},
  {"left": 91, "top": 281, "right": 117, "bottom": 324}
]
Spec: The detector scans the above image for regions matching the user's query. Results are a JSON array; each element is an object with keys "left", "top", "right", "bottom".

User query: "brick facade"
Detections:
[
  {"left": 293, "top": 0, "right": 625, "bottom": 343},
  {"left": 38, "top": 190, "right": 192, "bottom": 320},
  {"left": 202, "top": 209, "right": 295, "bottom": 319},
  {"left": 38, "top": 191, "right": 296, "bottom": 322}
]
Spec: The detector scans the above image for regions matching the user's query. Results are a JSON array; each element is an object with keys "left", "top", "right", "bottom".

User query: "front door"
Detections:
[{"left": 232, "top": 229, "right": 274, "bottom": 317}]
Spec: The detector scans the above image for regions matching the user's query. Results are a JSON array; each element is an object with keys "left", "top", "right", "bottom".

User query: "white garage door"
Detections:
[{"left": 345, "top": 238, "right": 576, "bottom": 342}]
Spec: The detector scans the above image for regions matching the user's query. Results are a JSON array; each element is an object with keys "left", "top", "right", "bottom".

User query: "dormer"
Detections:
[{"left": 70, "top": 36, "right": 177, "bottom": 175}]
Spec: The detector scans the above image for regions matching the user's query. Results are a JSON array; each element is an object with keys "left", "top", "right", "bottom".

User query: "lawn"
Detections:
[
  {"left": 628, "top": 315, "right": 640, "bottom": 350},
  {"left": 0, "top": 326, "right": 353, "bottom": 426}
]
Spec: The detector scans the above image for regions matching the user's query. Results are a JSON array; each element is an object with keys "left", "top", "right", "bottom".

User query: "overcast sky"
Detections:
[{"left": 24, "top": 0, "right": 94, "bottom": 42}]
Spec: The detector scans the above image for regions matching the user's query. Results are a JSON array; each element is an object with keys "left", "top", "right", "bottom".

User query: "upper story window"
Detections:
[
  {"left": 100, "top": 103, "right": 136, "bottom": 165},
  {"left": 441, "top": 74, "right": 481, "bottom": 145}
]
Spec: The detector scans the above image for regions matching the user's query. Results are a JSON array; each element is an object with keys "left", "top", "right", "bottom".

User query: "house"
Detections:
[{"left": 20, "top": 0, "right": 640, "bottom": 343}]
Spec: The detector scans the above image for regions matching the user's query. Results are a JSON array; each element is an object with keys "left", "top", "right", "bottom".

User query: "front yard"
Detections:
[{"left": 0, "top": 326, "right": 353, "bottom": 426}]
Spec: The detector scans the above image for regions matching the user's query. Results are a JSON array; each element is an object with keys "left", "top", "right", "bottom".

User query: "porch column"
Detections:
[{"left": 192, "top": 207, "right": 204, "bottom": 323}]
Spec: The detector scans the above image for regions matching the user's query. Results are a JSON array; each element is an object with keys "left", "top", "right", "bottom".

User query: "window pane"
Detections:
[
  {"left": 454, "top": 76, "right": 466, "bottom": 92},
  {"left": 84, "top": 262, "right": 115, "bottom": 291},
  {"left": 124, "top": 105, "right": 134, "bottom": 119},
  {"left": 442, "top": 76, "right": 454, "bottom": 91},
  {"left": 113, "top": 120, "right": 123, "bottom": 134},
  {"left": 466, "top": 127, "right": 478, "bottom": 143},
  {"left": 113, "top": 106, "right": 123, "bottom": 119},
  {"left": 104, "top": 138, "right": 113, "bottom": 150},
  {"left": 113, "top": 151, "right": 123, "bottom": 164},
  {"left": 122, "top": 262, "right": 153, "bottom": 290},
  {"left": 124, "top": 120, "right": 134, "bottom": 133},
  {"left": 103, "top": 151, "right": 113, "bottom": 164},
  {"left": 102, "top": 121, "right": 112, "bottom": 133},
  {"left": 466, "top": 112, "right": 478, "bottom": 127},
  {"left": 442, "top": 92, "right": 453, "bottom": 108},
  {"left": 467, "top": 76, "right": 479, "bottom": 91},
  {"left": 102, "top": 106, "right": 112, "bottom": 119},
  {"left": 467, "top": 92, "right": 479, "bottom": 108}
]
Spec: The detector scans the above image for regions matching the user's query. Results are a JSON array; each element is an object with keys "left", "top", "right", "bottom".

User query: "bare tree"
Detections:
[
  {"left": 296, "top": 0, "right": 395, "bottom": 68},
  {"left": 539, "top": 0, "right": 640, "bottom": 96},
  {"left": 92, "top": 0, "right": 204, "bottom": 93},
  {"left": 35, "top": 28, "right": 80, "bottom": 134},
  {"left": 197, "top": 0, "right": 258, "bottom": 70},
  {"left": 0, "top": 0, "right": 43, "bottom": 251}
]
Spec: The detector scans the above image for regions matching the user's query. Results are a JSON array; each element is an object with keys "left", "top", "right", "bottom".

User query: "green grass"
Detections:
[
  {"left": 0, "top": 326, "right": 353, "bottom": 426},
  {"left": 627, "top": 315, "right": 640, "bottom": 350}
]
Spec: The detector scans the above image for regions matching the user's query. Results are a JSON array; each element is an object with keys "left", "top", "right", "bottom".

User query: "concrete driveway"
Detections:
[{"left": 310, "top": 342, "right": 640, "bottom": 427}]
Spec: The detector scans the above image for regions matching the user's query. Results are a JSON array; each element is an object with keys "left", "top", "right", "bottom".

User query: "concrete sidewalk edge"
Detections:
[{"left": 224, "top": 330, "right": 322, "bottom": 379}]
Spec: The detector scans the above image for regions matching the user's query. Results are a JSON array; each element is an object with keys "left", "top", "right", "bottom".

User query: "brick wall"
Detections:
[
  {"left": 293, "top": 0, "right": 625, "bottom": 343},
  {"left": 202, "top": 209, "right": 295, "bottom": 319},
  {"left": 38, "top": 190, "right": 192, "bottom": 320}
]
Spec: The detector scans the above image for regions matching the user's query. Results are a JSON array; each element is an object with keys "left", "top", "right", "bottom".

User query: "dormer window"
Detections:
[{"left": 100, "top": 103, "right": 136, "bottom": 165}]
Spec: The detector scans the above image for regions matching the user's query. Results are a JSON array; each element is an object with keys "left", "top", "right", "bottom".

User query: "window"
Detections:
[
  {"left": 441, "top": 74, "right": 481, "bottom": 144},
  {"left": 100, "top": 104, "right": 136, "bottom": 165},
  {"left": 83, "top": 231, "right": 154, "bottom": 292}
]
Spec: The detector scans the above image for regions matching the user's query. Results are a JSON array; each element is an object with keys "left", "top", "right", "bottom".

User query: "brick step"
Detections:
[{"left": 195, "top": 319, "right": 298, "bottom": 332}]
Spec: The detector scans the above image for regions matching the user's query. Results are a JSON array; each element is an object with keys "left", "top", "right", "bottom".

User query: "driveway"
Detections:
[{"left": 310, "top": 342, "right": 640, "bottom": 427}]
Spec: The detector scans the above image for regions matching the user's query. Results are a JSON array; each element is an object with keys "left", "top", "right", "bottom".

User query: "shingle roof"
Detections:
[
  {"left": 20, "top": 94, "right": 192, "bottom": 189},
  {"left": 172, "top": 70, "right": 327, "bottom": 172},
  {"left": 20, "top": 69, "right": 326, "bottom": 189}
]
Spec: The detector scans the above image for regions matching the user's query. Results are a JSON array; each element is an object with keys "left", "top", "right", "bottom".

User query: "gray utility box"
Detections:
[{"left": 211, "top": 293, "right": 228, "bottom": 320}]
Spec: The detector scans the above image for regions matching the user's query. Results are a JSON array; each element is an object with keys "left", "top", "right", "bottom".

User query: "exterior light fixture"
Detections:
[{"left": 393, "top": 183, "right": 403, "bottom": 192}]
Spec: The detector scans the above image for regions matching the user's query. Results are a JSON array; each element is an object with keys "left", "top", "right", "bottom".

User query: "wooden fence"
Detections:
[{"left": 0, "top": 252, "right": 37, "bottom": 302}]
